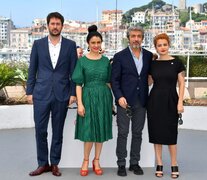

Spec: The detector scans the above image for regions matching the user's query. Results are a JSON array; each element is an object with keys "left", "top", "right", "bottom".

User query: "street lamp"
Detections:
[{"left": 115, "top": 0, "right": 118, "bottom": 51}]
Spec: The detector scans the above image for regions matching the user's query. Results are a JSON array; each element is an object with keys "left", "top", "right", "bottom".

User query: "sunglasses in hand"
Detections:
[
  {"left": 67, "top": 105, "right": 78, "bottom": 109},
  {"left": 126, "top": 105, "right": 132, "bottom": 118},
  {"left": 178, "top": 113, "right": 183, "bottom": 125}
]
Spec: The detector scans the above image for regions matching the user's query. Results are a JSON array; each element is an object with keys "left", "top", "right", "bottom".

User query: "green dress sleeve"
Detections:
[{"left": 72, "top": 59, "right": 84, "bottom": 86}]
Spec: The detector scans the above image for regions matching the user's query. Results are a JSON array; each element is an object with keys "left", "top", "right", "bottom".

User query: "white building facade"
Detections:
[
  {"left": 101, "top": 10, "right": 123, "bottom": 26},
  {"left": 10, "top": 28, "right": 31, "bottom": 50},
  {"left": 132, "top": 11, "right": 146, "bottom": 24},
  {"left": 0, "top": 16, "right": 14, "bottom": 47}
]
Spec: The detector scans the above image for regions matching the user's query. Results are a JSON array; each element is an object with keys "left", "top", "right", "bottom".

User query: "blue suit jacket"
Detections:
[
  {"left": 26, "top": 36, "right": 77, "bottom": 102},
  {"left": 111, "top": 47, "right": 152, "bottom": 107}
]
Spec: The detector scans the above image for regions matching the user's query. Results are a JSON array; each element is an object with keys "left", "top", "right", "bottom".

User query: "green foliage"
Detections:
[
  {"left": 122, "top": 14, "right": 132, "bottom": 26},
  {"left": 122, "top": 0, "right": 166, "bottom": 25},
  {"left": 0, "top": 63, "right": 18, "bottom": 90},
  {"left": 0, "top": 62, "right": 28, "bottom": 91},
  {"left": 122, "top": 1, "right": 207, "bottom": 26},
  {"left": 146, "top": 0, "right": 166, "bottom": 10},
  {"left": 192, "top": 12, "right": 207, "bottom": 22},
  {"left": 14, "top": 62, "right": 28, "bottom": 87},
  {"left": 179, "top": 10, "right": 189, "bottom": 26},
  {"left": 122, "top": 8, "right": 140, "bottom": 25},
  {"left": 189, "top": 57, "right": 207, "bottom": 77},
  {"left": 179, "top": 9, "right": 207, "bottom": 26},
  {"left": 176, "top": 56, "right": 207, "bottom": 77},
  {"left": 137, "top": 21, "right": 151, "bottom": 29}
]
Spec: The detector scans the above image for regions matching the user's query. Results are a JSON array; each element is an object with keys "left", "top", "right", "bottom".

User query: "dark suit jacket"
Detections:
[
  {"left": 26, "top": 36, "right": 77, "bottom": 102},
  {"left": 111, "top": 47, "right": 152, "bottom": 107}
]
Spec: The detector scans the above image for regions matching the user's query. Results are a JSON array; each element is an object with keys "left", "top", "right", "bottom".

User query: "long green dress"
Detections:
[{"left": 72, "top": 55, "right": 113, "bottom": 142}]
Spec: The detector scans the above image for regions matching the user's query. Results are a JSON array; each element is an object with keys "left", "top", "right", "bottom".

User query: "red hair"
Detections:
[{"left": 154, "top": 33, "right": 170, "bottom": 47}]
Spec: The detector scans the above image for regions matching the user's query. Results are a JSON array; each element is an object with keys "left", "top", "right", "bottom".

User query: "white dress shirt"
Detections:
[{"left": 48, "top": 36, "right": 62, "bottom": 69}]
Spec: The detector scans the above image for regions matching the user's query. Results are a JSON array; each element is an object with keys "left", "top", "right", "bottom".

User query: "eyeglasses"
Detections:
[
  {"left": 178, "top": 113, "right": 183, "bottom": 125},
  {"left": 126, "top": 105, "right": 132, "bottom": 118}
]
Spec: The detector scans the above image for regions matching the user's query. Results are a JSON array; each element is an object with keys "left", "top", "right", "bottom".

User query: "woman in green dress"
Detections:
[{"left": 72, "top": 25, "right": 113, "bottom": 176}]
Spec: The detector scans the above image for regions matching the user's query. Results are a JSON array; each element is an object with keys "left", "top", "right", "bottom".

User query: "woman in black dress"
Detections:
[{"left": 147, "top": 33, "right": 185, "bottom": 178}]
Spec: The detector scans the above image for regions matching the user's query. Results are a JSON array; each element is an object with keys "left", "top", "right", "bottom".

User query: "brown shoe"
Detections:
[
  {"left": 51, "top": 165, "right": 61, "bottom": 176},
  {"left": 29, "top": 165, "right": 51, "bottom": 176}
]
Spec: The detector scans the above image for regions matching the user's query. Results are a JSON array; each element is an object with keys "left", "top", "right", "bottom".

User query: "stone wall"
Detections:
[
  {"left": 0, "top": 86, "right": 25, "bottom": 98},
  {"left": 186, "top": 79, "right": 207, "bottom": 99}
]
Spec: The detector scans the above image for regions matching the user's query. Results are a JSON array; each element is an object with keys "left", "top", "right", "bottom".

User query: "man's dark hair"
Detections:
[{"left": 47, "top": 12, "right": 64, "bottom": 25}]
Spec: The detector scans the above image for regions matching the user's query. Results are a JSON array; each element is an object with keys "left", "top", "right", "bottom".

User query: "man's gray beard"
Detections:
[{"left": 132, "top": 44, "right": 140, "bottom": 49}]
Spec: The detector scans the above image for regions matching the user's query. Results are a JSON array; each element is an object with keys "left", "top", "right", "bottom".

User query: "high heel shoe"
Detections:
[
  {"left": 80, "top": 159, "right": 89, "bottom": 176},
  {"left": 171, "top": 166, "right": 179, "bottom": 179},
  {"left": 92, "top": 158, "right": 103, "bottom": 175},
  {"left": 155, "top": 165, "right": 163, "bottom": 177}
]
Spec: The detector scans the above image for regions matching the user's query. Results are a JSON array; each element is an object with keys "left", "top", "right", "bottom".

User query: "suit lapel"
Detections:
[
  {"left": 126, "top": 47, "right": 139, "bottom": 76},
  {"left": 44, "top": 37, "right": 54, "bottom": 69},
  {"left": 140, "top": 49, "right": 147, "bottom": 76}
]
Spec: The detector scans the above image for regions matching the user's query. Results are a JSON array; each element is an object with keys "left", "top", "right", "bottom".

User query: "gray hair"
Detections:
[{"left": 127, "top": 25, "right": 144, "bottom": 39}]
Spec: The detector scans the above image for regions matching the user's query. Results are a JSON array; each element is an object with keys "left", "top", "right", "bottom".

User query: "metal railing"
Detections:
[{"left": 170, "top": 50, "right": 207, "bottom": 88}]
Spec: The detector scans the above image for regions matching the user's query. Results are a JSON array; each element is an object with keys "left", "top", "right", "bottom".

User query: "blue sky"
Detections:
[{"left": 0, "top": 0, "right": 206, "bottom": 27}]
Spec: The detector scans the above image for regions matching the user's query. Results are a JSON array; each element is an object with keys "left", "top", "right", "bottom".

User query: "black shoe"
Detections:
[
  {"left": 171, "top": 166, "right": 179, "bottom": 179},
  {"left": 155, "top": 165, "right": 163, "bottom": 177},
  {"left": 129, "top": 164, "right": 144, "bottom": 175},
  {"left": 117, "top": 165, "right": 127, "bottom": 176}
]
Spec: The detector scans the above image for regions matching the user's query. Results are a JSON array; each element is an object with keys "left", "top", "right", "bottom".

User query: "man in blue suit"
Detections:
[
  {"left": 111, "top": 26, "right": 153, "bottom": 176},
  {"left": 26, "top": 12, "right": 77, "bottom": 176}
]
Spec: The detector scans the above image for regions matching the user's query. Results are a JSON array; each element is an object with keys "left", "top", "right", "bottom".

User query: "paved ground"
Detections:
[{"left": 0, "top": 128, "right": 206, "bottom": 180}]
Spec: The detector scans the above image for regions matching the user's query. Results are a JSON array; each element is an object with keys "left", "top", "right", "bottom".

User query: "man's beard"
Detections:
[{"left": 49, "top": 29, "right": 61, "bottom": 37}]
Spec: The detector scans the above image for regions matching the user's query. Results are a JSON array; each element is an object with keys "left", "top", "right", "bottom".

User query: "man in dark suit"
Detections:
[
  {"left": 111, "top": 25, "right": 153, "bottom": 176},
  {"left": 26, "top": 12, "right": 77, "bottom": 176}
]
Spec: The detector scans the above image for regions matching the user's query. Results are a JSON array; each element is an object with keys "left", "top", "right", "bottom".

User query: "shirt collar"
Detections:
[
  {"left": 128, "top": 45, "right": 143, "bottom": 58},
  {"left": 48, "top": 36, "right": 62, "bottom": 45}
]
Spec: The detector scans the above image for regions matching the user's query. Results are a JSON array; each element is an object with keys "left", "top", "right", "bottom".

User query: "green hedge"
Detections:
[{"left": 176, "top": 56, "right": 207, "bottom": 77}]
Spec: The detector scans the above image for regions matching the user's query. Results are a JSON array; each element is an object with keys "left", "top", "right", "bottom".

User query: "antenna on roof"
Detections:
[{"left": 10, "top": 10, "right": 12, "bottom": 21}]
